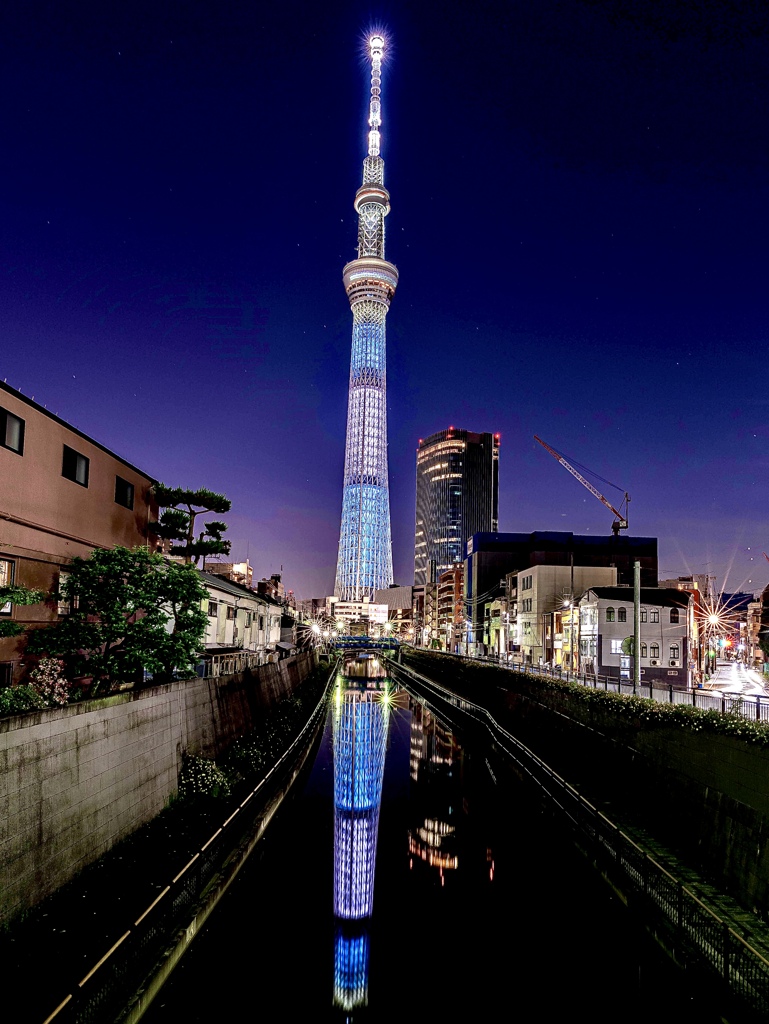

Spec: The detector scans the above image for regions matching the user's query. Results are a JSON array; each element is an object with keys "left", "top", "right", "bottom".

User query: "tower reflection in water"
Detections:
[{"left": 332, "top": 656, "right": 391, "bottom": 1014}]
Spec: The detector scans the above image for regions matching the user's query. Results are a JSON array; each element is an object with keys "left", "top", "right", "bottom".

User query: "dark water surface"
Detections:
[{"left": 142, "top": 658, "right": 727, "bottom": 1023}]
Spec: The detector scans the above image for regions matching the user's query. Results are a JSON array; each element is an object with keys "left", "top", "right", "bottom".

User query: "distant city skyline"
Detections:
[{"left": 0, "top": 4, "right": 766, "bottom": 599}]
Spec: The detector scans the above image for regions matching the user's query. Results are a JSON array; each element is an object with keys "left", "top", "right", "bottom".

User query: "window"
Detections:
[
  {"left": 670, "top": 643, "right": 680, "bottom": 660},
  {"left": 617, "top": 607, "right": 627, "bottom": 623},
  {"left": 245, "top": 612, "right": 252, "bottom": 628},
  {"left": 57, "top": 570, "right": 79, "bottom": 615},
  {"left": 650, "top": 643, "right": 660, "bottom": 659},
  {"left": 0, "top": 663, "right": 12, "bottom": 686},
  {"left": 640, "top": 642, "right": 648, "bottom": 658},
  {"left": 521, "top": 575, "right": 533, "bottom": 590},
  {"left": 259, "top": 615, "right": 265, "bottom": 631},
  {"left": 610, "top": 639, "right": 624, "bottom": 654},
  {"left": 62, "top": 445, "right": 89, "bottom": 487},
  {"left": 640, "top": 609, "right": 647, "bottom": 623},
  {"left": 226, "top": 606, "right": 235, "bottom": 620},
  {"left": 1, "top": 558, "right": 14, "bottom": 614},
  {"left": 669, "top": 607, "right": 679, "bottom": 624},
  {"left": 650, "top": 610, "right": 659, "bottom": 623},
  {"left": 0, "top": 407, "right": 25, "bottom": 455},
  {"left": 115, "top": 476, "right": 134, "bottom": 509},
  {"left": 605, "top": 607, "right": 615, "bottom": 622},
  {"left": 207, "top": 602, "right": 218, "bottom": 617}
]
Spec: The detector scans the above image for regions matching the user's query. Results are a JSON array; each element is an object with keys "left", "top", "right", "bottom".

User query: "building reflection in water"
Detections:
[
  {"left": 408, "top": 700, "right": 461, "bottom": 885},
  {"left": 332, "top": 656, "right": 391, "bottom": 1014}
]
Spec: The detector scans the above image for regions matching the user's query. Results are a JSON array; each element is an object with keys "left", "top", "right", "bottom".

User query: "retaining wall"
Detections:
[
  {"left": 0, "top": 651, "right": 318, "bottom": 927},
  {"left": 400, "top": 649, "right": 769, "bottom": 919}
]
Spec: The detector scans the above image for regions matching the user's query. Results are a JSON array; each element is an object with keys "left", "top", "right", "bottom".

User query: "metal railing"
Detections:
[
  {"left": 405, "top": 647, "right": 769, "bottom": 725},
  {"left": 523, "top": 660, "right": 769, "bottom": 723},
  {"left": 42, "top": 661, "right": 337, "bottom": 1024},
  {"left": 197, "top": 649, "right": 266, "bottom": 678},
  {"left": 390, "top": 658, "right": 769, "bottom": 1020}
]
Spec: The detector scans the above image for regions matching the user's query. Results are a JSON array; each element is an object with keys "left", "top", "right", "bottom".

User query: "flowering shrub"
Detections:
[
  {"left": 178, "top": 754, "right": 231, "bottom": 801},
  {"left": 527, "top": 674, "right": 769, "bottom": 748},
  {"left": 29, "top": 658, "right": 71, "bottom": 706},
  {"left": 0, "top": 685, "right": 46, "bottom": 715}
]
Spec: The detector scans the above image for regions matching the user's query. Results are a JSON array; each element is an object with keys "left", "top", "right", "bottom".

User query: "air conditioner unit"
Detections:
[
  {"left": 650, "top": 659, "right": 659, "bottom": 666},
  {"left": 669, "top": 659, "right": 679, "bottom": 667}
]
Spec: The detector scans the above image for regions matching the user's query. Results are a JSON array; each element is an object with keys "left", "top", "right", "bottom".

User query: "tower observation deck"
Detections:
[{"left": 335, "top": 34, "right": 398, "bottom": 601}]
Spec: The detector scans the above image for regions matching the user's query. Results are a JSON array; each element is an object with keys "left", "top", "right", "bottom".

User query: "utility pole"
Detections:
[{"left": 634, "top": 560, "right": 641, "bottom": 692}]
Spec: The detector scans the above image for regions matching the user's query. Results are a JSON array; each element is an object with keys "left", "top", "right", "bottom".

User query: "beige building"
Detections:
[
  {"left": 0, "top": 382, "right": 157, "bottom": 684},
  {"left": 507, "top": 563, "right": 618, "bottom": 667}
]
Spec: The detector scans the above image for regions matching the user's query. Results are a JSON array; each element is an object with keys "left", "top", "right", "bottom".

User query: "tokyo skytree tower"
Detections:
[{"left": 334, "top": 34, "right": 398, "bottom": 601}]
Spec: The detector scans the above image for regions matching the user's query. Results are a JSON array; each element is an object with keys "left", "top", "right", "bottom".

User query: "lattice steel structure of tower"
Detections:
[{"left": 334, "top": 34, "right": 398, "bottom": 601}]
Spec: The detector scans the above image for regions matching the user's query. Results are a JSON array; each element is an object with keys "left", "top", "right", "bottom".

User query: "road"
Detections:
[{"left": 706, "top": 659, "right": 769, "bottom": 698}]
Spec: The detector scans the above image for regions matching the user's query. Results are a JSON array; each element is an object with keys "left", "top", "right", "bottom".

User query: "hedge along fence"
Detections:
[{"left": 399, "top": 648, "right": 769, "bottom": 749}]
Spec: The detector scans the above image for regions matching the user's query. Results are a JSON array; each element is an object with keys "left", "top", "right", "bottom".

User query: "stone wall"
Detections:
[{"left": 0, "top": 651, "right": 318, "bottom": 926}]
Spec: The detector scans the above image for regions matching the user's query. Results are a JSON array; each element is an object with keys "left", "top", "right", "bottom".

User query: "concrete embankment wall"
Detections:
[
  {"left": 400, "top": 649, "right": 769, "bottom": 920},
  {"left": 0, "top": 651, "right": 318, "bottom": 927}
]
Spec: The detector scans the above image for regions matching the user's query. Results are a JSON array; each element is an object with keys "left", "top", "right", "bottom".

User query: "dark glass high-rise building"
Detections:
[{"left": 414, "top": 428, "right": 499, "bottom": 586}]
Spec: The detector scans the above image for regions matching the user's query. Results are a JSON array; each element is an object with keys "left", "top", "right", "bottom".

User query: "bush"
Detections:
[
  {"left": 178, "top": 754, "right": 231, "bottom": 801},
  {"left": 0, "top": 685, "right": 46, "bottom": 716},
  {"left": 28, "top": 658, "right": 71, "bottom": 706}
]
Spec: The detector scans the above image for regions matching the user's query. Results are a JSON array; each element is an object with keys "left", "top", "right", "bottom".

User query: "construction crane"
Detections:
[{"left": 534, "top": 435, "right": 630, "bottom": 536}]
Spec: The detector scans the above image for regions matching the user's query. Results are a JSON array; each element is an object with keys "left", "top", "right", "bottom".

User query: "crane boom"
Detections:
[{"left": 534, "top": 435, "right": 629, "bottom": 535}]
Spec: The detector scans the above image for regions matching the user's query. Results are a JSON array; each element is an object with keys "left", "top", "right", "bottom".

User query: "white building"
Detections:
[
  {"left": 326, "top": 595, "right": 388, "bottom": 631},
  {"left": 579, "top": 586, "right": 694, "bottom": 687},
  {"left": 200, "top": 572, "right": 281, "bottom": 659}
]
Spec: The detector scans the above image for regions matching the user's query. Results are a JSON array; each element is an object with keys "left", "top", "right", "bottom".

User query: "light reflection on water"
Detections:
[{"left": 332, "top": 656, "right": 390, "bottom": 1011}]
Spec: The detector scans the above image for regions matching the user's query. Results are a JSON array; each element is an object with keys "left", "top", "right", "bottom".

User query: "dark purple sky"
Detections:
[{"left": 1, "top": 1, "right": 767, "bottom": 599}]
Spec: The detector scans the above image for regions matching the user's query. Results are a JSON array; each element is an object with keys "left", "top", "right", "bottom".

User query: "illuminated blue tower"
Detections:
[{"left": 335, "top": 33, "right": 398, "bottom": 600}]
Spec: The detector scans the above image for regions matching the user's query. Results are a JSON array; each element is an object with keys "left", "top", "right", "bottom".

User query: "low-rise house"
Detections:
[
  {"left": 200, "top": 573, "right": 281, "bottom": 661},
  {"left": 579, "top": 586, "right": 694, "bottom": 687},
  {"left": 506, "top": 564, "right": 617, "bottom": 667}
]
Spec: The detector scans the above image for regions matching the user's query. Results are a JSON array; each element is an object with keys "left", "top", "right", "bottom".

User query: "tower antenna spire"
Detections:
[
  {"left": 367, "top": 34, "right": 384, "bottom": 157},
  {"left": 334, "top": 32, "right": 398, "bottom": 602}
]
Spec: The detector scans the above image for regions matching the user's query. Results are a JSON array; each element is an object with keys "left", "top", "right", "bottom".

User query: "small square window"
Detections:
[
  {"left": 0, "top": 408, "right": 25, "bottom": 455},
  {"left": 115, "top": 476, "right": 135, "bottom": 509},
  {"left": 207, "top": 602, "right": 218, "bottom": 617},
  {"left": 62, "top": 445, "right": 89, "bottom": 487},
  {"left": 1, "top": 558, "right": 14, "bottom": 614}
]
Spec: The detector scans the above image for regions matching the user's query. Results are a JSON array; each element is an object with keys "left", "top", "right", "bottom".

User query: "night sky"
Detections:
[{"left": 0, "top": 1, "right": 766, "bottom": 599}]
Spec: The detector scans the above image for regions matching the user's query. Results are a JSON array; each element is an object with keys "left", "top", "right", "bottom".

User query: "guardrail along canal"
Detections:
[{"left": 141, "top": 655, "right": 729, "bottom": 1022}]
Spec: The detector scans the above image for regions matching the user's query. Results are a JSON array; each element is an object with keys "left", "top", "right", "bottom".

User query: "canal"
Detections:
[{"left": 141, "top": 655, "right": 727, "bottom": 1023}]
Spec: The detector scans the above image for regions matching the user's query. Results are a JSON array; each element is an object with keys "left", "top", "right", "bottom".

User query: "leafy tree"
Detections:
[
  {"left": 150, "top": 485, "right": 232, "bottom": 564},
  {"left": 26, "top": 547, "right": 208, "bottom": 690},
  {"left": 0, "top": 584, "right": 46, "bottom": 638}
]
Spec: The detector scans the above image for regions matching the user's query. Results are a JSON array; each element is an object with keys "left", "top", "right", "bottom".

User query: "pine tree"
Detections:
[{"left": 150, "top": 485, "right": 232, "bottom": 564}]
